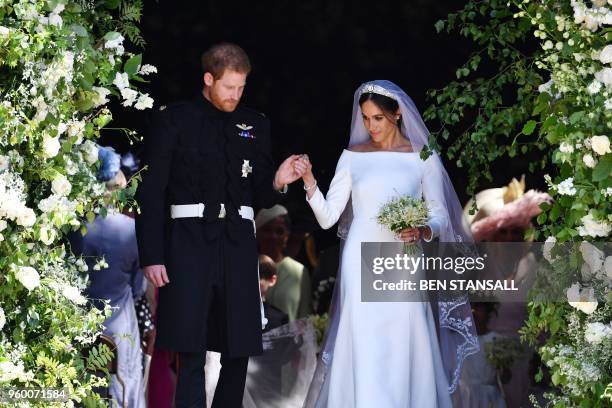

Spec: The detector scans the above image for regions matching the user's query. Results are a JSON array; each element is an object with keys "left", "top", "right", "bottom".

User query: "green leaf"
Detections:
[
  {"left": 86, "top": 212, "right": 95, "bottom": 224},
  {"left": 435, "top": 20, "right": 445, "bottom": 33},
  {"left": 103, "top": 31, "right": 122, "bottom": 41},
  {"left": 569, "top": 111, "right": 584, "bottom": 124},
  {"left": 105, "top": 0, "right": 121, "bottom": 9},
  {"left": 69, "top": 25, "right": 88, "bottom": 37},
  {"left": 592, "top": 155, "right": 612, "bottom": 182},
  {"left": 124, "top": 54, "right": 142, "bottom": 76},
  {"left": 522, "top": 120, "right": 537, "bottom": 135}
]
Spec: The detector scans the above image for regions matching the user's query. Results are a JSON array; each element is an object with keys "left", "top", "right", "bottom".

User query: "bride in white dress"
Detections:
[{"left": 296, "top": 81, "right": 479, "bottom": 408}]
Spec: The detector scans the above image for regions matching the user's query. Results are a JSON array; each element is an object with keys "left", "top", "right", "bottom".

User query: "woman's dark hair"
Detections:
[{"left": 358, "top": 92, "right": 402, "bottom": 127}]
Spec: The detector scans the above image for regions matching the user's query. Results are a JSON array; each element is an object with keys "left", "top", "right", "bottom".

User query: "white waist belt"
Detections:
[{"left": 170, "top": 203, "right": 254, "bottom": 220}]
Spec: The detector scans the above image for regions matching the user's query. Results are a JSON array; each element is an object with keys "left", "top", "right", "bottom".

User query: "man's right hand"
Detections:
[{"left": 144, "top": 264, "right": 170, "bottom": 287}]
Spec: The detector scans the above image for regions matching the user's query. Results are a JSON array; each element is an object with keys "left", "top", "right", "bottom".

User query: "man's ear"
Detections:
[
  {"left": 203, "top": 72, "right": 215, "bottom": 87},
  {"left": 270, "top": 275, "right": 277, "bottom": 286}
]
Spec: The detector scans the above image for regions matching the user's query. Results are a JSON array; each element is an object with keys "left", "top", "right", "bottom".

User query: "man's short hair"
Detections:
[{"left": 201, "top": 42, "right": 251, "bottom": 79}]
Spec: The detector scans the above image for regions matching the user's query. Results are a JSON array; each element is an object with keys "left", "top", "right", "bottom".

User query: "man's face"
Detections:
[
  {"left": 256, "top": 217, "right": 289, "bottom": 257},
  {"left": 204, "top": 69, "right": 247, "bottom": 112}
]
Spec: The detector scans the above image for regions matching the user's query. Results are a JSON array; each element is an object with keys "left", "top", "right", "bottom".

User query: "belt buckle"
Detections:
[{"left": 218, "top": 203, "right": 226, "bottom": 219}]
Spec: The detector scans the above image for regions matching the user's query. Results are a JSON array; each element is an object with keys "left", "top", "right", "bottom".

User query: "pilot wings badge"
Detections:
[{"left": 236, "top": 123, "right": 255, "bottom": 139}]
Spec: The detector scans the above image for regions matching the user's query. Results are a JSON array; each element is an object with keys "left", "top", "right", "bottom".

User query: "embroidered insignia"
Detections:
[
  {"left": 241, "top": 160, "right": 253, "bottom": 178},
  {"left": 219, "top": 203, "right": 226, "bottom": 218},
  {"left": 236, "top": 123, "right": 255, "bottom": 139}
]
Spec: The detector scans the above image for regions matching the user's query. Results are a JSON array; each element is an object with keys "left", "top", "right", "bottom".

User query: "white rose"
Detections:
[
  {"left": 62, "top": 285, "right": 86, "bottom": 305},
  {"left": 0, "top": 26, "right": 9, "bottom": 37},
  {"left": 134, "top": 93, "right": 154, "bottom": 110},
  {"left": 595, "top": 68, "right": 612, "bottom": 86},
  {"left": 138, "top": 64, "right": 158, "bottom": 75},
  {"left": 120, "top": 88, "right": 138, "bottom": 107},
  {"left": 599, "top": 45, "right": 612, "bottom": 64},
  {"left": 583, "top": 153, "right": 597, "bottom": 168},
  {"left": 577, "top": 211, "right": 612, "bottom": 237},
  {"left": 584, "top": 322, "right": 612, "bottom": 345},
  {"left": 559, "top": 142, "right": 574, "bottom": 153},
  {"left": 113, "top": 72, "right": 129, "bottom": 90},
  {"left": 0, "top": 307, "right": 5, "bottom": 331},
  {"left": 51, "top": 175, "right": 71, "bottom": 196},
  {"left": 91, "top": 87, "right": 110, "bottom": 108},
  {"left": 81, "top": 141, "right": 99, "bottom": 165},
  {"left": 15, "top": 266, "right": 40, "bottom": 291},
  {"left": 0, "top": 155, "right": 8, "bottom": 172},
  {"left": 590, "top": 135, "right": 611, "bottom": 155},
  {"left": 566, "top": 283, "right": 598, "bottom": 314},
  {"left": 39, "top": 226, "right": 56, "bottom": 245},
  {"left": 16, "top": 207, "right": 36, "bottom": 227},
  {"left": 584, "top": 13, "right": 600, "bottom": 31},
  {"left": 574, "top": 4, "right": 586, "bottom": 24},
  {"left": 587, "top": 80, "right": 602, "bottom": 94},
  {"left": 556, "top": 177, "right": 577, "bottom": 196},
  {"left": 41, "top": 136, "right": 61, "bottom": 158}
]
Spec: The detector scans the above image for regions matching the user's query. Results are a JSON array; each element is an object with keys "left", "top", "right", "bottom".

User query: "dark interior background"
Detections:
[{"left": 102, "top": 0, "right": 546, "bottom": 250}]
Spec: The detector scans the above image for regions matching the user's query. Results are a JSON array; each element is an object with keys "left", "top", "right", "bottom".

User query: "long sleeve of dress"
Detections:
[
  {"left": 422, "top": 153, "right": 449, "bottom": 242},
  {"left": 306, "top": 151, "right": 352, "bottom": 230}
]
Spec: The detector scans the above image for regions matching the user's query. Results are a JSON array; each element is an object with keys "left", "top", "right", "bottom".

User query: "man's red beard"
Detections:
[{"left": 210, "top": 91, "right": 239, "bottom": 112}]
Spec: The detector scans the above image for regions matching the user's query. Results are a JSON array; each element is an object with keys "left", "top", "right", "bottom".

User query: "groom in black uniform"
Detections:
[{"left": 135, "top": 43, "right": 304, "bottom": 407}]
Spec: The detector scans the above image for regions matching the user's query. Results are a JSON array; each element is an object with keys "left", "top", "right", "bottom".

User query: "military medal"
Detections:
[
  {"left": 242, "top": 160, "right": 252, "bottom": 177},
  {"left": 236, "top": 123, "right": 255, "bottom": 139}
]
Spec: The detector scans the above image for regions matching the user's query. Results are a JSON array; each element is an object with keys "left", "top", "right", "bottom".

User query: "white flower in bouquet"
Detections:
[
  {"left": 605, "top": 98, "right": 612, "bottom": 110},
  {"left": 135, "top": 93, "right": 154, "bottom": 110},
  {"left": 51, "top": 175, "right": 71, "bottom": 196},
  {"left": 81, "top": 140, "right": 99, "bottom": 165},
  {"left": 138, "top": 64, "right": 158, "bottom": 75},
  {"left": 584, "top": 322, "right": 612, "bottom": 345},
  {"left": 42, "top": 135, "right": 61, "bottom": 158},
  {"left": 0, "top": 307, "right": 5, "bottom": 331},
  {"left": 113, "top": 72, "right": 129, "bottom": 90},
  {"left": 15, "top": 266, "right": 40, "bottom": 291},
  {"left": 590, "top": 135, "right": 611, "bottom": 155},
  {"left": 566, "top": 283, "right": 598, "bottom": 314},
  {"left": 577, "top": 211, "right": 611, "bottom": 237},
  {"left": 592, "top": 0, "right": 608, "bottom": 7},
  {"left": 91, "top": 86, "right": 110, "bottom": 107},
  {"left": 556, "top": 177, "right": 577, "bottom": 196},
  {"left": 39, "top": 226, "right": 56, "bottom": 245},
  {"left": 62, "top": 285, "right": 86, "bottom": 305},
  {"left": 582, "top": 153, "right": 597, "bottom": 168},
  {"left": 377, "top": 195, "right": 429, "bottom": 254},
  {"left": 16, "top": 207, "right": 36, "bottom": 227},
  {"left": 0, "top": 220, "right": 6, "bottom": 232},
  {"left": 0, "top": 26, "right": 9, "bottom": 37},
  {"left": 120, "top": 88, "right": 138, "bottom": 107},
  {"left": 47, "top": 4, "right": 64, "bottom": 27},
  {"left": 579, "top": 241, "right": 604, "bottom": 278}
]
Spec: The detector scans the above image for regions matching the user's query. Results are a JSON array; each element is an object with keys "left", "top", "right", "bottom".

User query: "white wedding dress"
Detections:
[{"left": 306, "top": 149, "right": 453, "bottom": 408}]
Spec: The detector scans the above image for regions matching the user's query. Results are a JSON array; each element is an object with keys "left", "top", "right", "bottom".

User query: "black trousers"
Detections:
[
  {"left": 174, "top": 244, "right": 250, "bottom": 408},
  {"left": 175, "top": 351, "right": 248, "bottom": 408}
]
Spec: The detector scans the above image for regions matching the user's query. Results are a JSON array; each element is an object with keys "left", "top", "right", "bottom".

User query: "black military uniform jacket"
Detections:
[{"left": 135, "top": 93, "right": 282, "bottom": 355}]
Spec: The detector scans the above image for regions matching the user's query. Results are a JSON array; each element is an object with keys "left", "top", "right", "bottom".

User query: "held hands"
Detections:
[
  {"left": 398, "top": 227, "right": 433, "bottom": 244},
  {"left": 273, "top": 154, "right": 315, "bottom": 191}
]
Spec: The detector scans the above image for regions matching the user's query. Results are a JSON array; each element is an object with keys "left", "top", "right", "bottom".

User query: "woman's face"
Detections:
[{"left": 361, "top": 100, "right": 398, "bottom": 143}]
